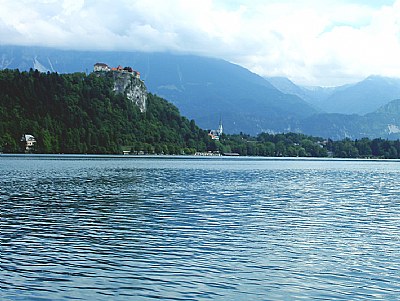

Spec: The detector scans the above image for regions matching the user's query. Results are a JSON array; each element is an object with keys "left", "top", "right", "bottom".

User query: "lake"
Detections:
[{"left": 1, "top": 155, "right": 400, "bottom": 300}]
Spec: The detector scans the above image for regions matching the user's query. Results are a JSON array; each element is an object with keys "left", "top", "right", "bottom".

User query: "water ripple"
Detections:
[{"left": 1, "top": 156, "right": 400, "bottom": 300}]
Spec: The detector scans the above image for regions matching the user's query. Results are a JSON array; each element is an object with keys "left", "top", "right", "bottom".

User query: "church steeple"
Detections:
[
  {"left": 217, "top": 116, "right": 223, "bottom": 136},
  {"left": 208, "top": 116, "right": 223, "bottom": 140}
]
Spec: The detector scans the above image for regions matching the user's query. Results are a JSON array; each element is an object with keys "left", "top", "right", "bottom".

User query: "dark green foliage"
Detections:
[
  {"left": 219, "top": 132, "right": 400, "bottom": 159},
  {"left": 218, "top": 132, "right": 328, "bottom": 157},
  {"left": 0, "top": 69, "right": 209, "bottom": 154}
]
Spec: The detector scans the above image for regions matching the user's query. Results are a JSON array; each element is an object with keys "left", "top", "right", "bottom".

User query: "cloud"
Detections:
[{"left": 0, "top": 0, "right": 399, "bottom": 86}]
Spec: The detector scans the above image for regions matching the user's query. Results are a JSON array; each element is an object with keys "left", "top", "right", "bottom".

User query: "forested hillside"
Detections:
[
  {"left": 0, "top": 69, "right": 210, "bottom": 154},
  {"left": 0, "top": 46, "right": 317, "bottom": 135}
]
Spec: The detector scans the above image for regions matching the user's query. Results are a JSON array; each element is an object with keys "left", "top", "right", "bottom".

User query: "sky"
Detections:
[{"left": 1, "top": 0, "right": 400, "bottom": 86}]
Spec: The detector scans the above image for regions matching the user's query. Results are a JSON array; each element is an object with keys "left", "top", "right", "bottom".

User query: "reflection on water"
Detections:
[{"left": 1, "top": 155, "right": 400, "bottom": 300}]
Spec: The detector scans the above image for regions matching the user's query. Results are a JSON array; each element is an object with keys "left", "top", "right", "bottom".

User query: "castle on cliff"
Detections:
[
  {"left": 93, "top": 62, "right": 147, "bottom": 113},
  {"left": 94, "top": 63, "right": 141, "bottom": 79}
]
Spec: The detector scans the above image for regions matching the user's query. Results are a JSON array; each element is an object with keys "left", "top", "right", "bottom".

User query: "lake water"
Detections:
[{"left": 1, "top": 155, "right": 400, "bottom": 300}]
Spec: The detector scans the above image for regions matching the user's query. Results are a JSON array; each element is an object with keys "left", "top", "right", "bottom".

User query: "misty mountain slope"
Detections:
[
  {"left": 0, "top": 45, "right": 317, "bottom": 135},
  {"left": 146, "top": 55, "right": 317, "bottom": 134},
  {"left": 266, "top": 76, "right": 350, "bottom": 109},
  {"left": 298, "top": 99, "right": 400, "bottom": 139},
  {"left": 322, "top": 76, "right": 400, "bottom": 115},
  {"left": 265, "top": 77, "right": 309, "bottom": 100},
  {"left": 266, "top": 76, "right": 329, "bottom": 106},
  {"left": 365, "top": 99, "right": 400, "bottom": 136},
  {"left": 298, "top": 113, "right": 365, "bottom": 140},
  {"left": 267, "top": 75, "right": 400, "bottom": 117}
]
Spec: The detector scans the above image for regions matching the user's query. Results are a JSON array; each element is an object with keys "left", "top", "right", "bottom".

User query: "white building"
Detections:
[
  {"left": 94, "top": 63, "right": 111, "bottom": 72},
  {"left": 21, "top": 134, "right": 36, "bottom": 152}
]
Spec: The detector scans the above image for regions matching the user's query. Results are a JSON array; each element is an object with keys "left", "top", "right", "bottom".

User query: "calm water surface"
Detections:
[{"left": 1, "top": 155, "right": 400, "bottom": 300}]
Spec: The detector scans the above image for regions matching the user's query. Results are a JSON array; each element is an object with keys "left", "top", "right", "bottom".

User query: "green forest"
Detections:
[
  {"left": 2, "top": 68, "right": 400, "bottom": 159},
  {"left": 214, "top": 133, "right": 400, "bottom": 159},
  {"left": 0, "top": 69, "right": 210, "bottom": 154}
]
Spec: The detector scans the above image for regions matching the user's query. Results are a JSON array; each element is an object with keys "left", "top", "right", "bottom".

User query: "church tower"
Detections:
[{"left": 217, "top": 117, "right": 223, "bottom": 136}]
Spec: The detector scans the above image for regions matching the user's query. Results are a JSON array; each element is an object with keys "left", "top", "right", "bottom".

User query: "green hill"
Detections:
[
  {"left": 0, "top": 46, "right": 318, "bottom": 135},
  {"left": 0, "top": 69, "right": 210, "bottom": 154}
]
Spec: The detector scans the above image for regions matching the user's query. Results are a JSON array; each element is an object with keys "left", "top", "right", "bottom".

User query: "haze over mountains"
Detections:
[
  {"left": 268, "top": 75, "right": 400, "bottom": 115},
  {"left": 2, "top": 45, "right": 400, "bottom": 139}
]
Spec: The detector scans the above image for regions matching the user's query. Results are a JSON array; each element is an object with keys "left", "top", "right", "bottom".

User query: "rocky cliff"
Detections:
[{"left": 111, "top": 71, "right": 147, "bottom": 113}]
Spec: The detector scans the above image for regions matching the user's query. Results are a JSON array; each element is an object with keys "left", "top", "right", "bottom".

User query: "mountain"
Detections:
[
  {"left": 267, "top": 75, "right": 400, "bottom": 116},
  {"left": 298, "top": 99, "right": 400, "bottom": 139},
  {"left": 321, "top": 76, "right": 400, "bottom": 115},
  {"left": 0, "top": 45, "right": 317, "bottom": 135},
  {"left": 267, "top": 75, "right": 400, "bottom": 139},
  {"left": 266, "top": 76, "right": 351, "bottom": 109},
  {"left": 266, "top": 77, "right": 311, "bottom": 101},
  {"left": 365, "top": 99, "right": 400, "bottom": 136}
]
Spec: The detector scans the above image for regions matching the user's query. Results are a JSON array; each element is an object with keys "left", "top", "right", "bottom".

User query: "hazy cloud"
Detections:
[{"left": 0, "top": 0, "right": 399, "bottom": 86}]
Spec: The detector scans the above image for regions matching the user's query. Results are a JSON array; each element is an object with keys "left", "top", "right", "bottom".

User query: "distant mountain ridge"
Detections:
[
  {"left": 322, "top": 76, "right": 400, "bottom": 115},
  {"left": 267, "top": 75, "right": 400, "bottom": 139},
  {"left": 268, "top": 75, "right": 400, "bottom": 116},
  {"left": 266, "top": 76, "right": 336, "bottom": 108},
  {"left": 298, "top": 99, "right": 400, "bottom": 139},
  {"left": 2, "top": 45, "right": 400, "bottom": 139}
]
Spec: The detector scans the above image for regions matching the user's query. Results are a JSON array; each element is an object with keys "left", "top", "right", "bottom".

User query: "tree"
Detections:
[{"left": 0, "top": 69, "right": 211, "bottom": 154}]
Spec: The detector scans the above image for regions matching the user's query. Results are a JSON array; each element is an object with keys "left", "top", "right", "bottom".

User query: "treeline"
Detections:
[
  {"left": 2, "top": 69, "right": 400, "bottom": 158},
  {"left": 326, "top": 137, "right": 400, "bottom": 159},
  {"left": 212, "top": 132, "right": 328, "bottom": 157},
  {"left": 0, "top": 69, "right": 210, "bottom": 154},
  {"left": 214, "top": 133, "right": 400, "bottom": 159}
]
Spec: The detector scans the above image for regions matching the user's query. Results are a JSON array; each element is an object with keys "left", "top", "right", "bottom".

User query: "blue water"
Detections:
[{"left": 1, "top": 155, "right": 400, "bottom": 300}]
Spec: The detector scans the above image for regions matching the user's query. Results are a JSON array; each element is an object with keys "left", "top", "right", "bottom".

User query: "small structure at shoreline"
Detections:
[
  {"left": 21, "top": 134, "right": 36, "bottom": 153},
  {"left": 195, "top": 151, "right": 221, "bottom": 156}
]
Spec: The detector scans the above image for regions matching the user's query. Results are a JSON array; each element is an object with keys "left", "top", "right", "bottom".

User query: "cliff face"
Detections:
[{"left": 111, "top": 71, "right": 147, "bottom": 113}]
